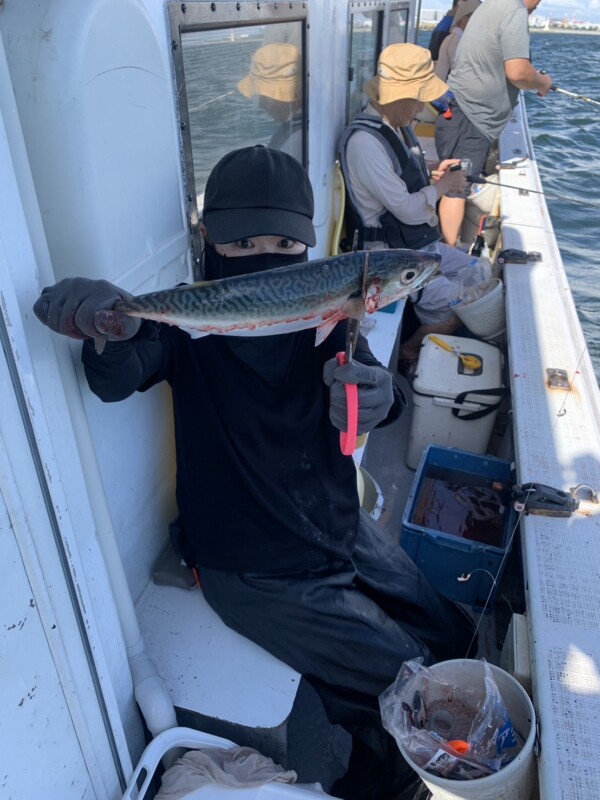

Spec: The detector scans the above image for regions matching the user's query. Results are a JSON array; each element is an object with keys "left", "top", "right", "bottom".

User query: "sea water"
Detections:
[{"left": 526, "top": 33, "right": 600, "bottom": 385}]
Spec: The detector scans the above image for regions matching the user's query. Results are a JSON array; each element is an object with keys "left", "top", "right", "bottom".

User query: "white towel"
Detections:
[{"left": 155, "top": 746, "right": 298, "bottom": 799}]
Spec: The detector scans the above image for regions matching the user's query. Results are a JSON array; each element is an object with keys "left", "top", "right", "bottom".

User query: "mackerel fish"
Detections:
[{"left": 113, "top": 249, "right": 440, "bottom": 345}]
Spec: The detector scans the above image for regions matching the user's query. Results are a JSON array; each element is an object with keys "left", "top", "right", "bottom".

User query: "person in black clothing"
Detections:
[{"left": 33, "top": 145, "right": 477, "bottom": 800}]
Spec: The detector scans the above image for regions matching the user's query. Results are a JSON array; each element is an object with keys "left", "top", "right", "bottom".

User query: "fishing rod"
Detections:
[
  {"left": 552, "top": 86, "right": 600, "bottom": 108},
  {"left": 539, "top": 70, "right": 600, "bottom": 108},
  {"left": 468, "top": 176, "right": 600, "bottom": 210}
]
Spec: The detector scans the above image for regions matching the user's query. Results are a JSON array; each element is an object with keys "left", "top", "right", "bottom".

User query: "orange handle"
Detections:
[
  {"left": 448, "top": 740, "right": 470, "bottom": 755},
  {"left": 336, "top": 351, "right": 358, "bottom": 456}
]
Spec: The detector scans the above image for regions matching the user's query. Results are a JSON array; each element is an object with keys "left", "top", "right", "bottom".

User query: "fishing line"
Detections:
[
  {"left": 187, "top": 91, "right": 235, "bottom": 113},
  {"left": 460, "top": 82, "right": 600, "bottom": 652},
  {"left": 469, "top": 176, "right": 600, "bottom": 210},
  {"left": 461, "top": 337, "right": 591, "bottom": 658},
  {"left": 527, "top": 91, "right": 598, "bottom": 134}
]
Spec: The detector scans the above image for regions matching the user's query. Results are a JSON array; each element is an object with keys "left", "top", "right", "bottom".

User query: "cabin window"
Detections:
[
  {"left": 388, "top": 6, "right": 409, "bottom": 44},
  {"left": 168, "top": 2, "right": 308, "bottom": 266},
  {"left": 346, "top": 4, "right": 384, "bottom": 123}
]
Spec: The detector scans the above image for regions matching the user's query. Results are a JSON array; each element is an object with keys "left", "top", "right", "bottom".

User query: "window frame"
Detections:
[
  {"left": 386, "top": 2, "right": 411, "bottom": 46},
  {"left": 345, "top": 1, "right": 385, "bottom": 125},
  {"left": 168, "top": 1, "right": 309, "bottom": 268}
]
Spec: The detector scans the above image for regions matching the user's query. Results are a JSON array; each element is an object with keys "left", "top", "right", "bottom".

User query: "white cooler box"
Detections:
[{"left": 406, "top": 335, "right": 505, "bottom": 469}]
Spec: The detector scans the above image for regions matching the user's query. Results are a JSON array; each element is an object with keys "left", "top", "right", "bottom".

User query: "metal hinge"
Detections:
[
  {"left": 547, "top": 368, "right": 570, "bottom": 390},
  {"left": 512, "top": 483, "right": 580, "bottom": 517},
  {"left": 497, "top": 249, "right": 543, "bottom": 265}
]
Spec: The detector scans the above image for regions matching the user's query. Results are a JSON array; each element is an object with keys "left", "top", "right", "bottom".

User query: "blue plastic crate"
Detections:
[{"left": 400, "top": 445, "right": 517, "bottom": 613}]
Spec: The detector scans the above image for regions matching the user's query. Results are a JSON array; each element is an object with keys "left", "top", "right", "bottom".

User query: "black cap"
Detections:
[{"left": 202, "top": 146, "right": 316, "bottom": 247}]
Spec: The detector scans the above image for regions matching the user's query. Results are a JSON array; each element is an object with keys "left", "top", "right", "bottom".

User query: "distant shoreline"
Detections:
[
  {"left": 530, "top": 28, "right": 600, "bottom": 35},
  {"left": 419, "top": 23, "right": 600, "bottom": 36}
]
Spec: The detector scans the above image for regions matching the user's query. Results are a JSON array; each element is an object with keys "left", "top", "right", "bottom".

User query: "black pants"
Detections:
[{"left": 199, "top": 511, "right": 477, "bottom": 799}]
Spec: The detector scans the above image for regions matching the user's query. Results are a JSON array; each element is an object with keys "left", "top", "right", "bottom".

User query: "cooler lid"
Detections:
[{"left": 413, "top": 335, "right": 503, "bottom": 401}]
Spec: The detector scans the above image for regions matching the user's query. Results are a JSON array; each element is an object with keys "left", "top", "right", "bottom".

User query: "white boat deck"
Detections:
[{"left": 501, "top": 99, "right": 600, "bottom": 798}]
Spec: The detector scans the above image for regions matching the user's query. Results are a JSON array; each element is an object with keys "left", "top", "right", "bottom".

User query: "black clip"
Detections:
[
  {"left": 512, "top": 483, "right": 579, "bottom": 517},
  {"left": 497, "top": 249, "right": 542, "bottom": 265}
]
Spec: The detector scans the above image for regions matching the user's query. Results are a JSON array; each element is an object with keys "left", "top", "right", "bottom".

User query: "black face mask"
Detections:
[{"left": 202, "top": 242, "right": 308, "bottom": 280}]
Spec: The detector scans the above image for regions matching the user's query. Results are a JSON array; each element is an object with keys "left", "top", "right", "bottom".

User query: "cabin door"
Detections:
[{"left": 0, "top": 308, "right": 132, "bottom": 798}]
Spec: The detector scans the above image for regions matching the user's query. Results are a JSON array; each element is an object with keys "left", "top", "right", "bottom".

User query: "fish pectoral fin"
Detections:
[
  {"left": 314, "top": 318, "right": 342, "bottom": 347},
  {"left": 179, "top": 326, "right": 210, "bottom": 340},
  {"left": 342, "top": 295, "right": 366, "bottom": 320}
]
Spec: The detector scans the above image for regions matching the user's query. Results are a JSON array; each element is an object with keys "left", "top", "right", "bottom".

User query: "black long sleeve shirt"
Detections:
[{"left": 82, "top": 321, "right": 401, "bottom": 573}]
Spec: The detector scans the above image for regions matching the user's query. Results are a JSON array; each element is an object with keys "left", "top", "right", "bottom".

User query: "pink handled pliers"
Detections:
[{"left": 336, "top": 317, "right": 361, "bottom": 456}]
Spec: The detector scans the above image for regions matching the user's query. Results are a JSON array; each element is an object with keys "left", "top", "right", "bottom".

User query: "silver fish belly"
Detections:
[{"left": 114, "top": 249, "right": 440, "bottom": 342}]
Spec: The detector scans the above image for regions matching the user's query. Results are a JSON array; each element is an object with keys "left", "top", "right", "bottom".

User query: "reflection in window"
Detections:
[
  {"left": 346, "top": 11, "right": 382, "bottom": 123},
  {"left": 389, "top": 8, "right": 409, "bottom": 44},
  {"left": 237, "top": 42, "right": 303, "bottom": 158},
  {"left": 181, "top": 21, "right": 305, "bottom": 203}
]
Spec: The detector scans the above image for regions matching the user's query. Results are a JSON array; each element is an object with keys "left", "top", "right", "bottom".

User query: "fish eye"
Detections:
[{"left": 401, "top": 269, "right": 418, "bottom": 283}]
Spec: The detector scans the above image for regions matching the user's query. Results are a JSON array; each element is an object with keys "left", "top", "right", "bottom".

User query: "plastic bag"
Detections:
[
  {"left": 379, "top": 658, "right": 523, "bottom": 781},
  {"left": 447, "top": 257, "right": 494, "bottom": 309},
  {"left": 459, "top": 258, "right": 494, "bottom": 304}
]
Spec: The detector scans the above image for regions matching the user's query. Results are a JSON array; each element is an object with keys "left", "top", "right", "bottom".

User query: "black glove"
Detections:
[
  {"left": 33, "top": 278, "right": 141, "bottom": 348},
  {"left": 323, "top": 358, "right": 394, "bottom": 435}
]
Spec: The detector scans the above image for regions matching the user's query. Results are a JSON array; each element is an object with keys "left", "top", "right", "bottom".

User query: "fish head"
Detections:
[{"left": 364, "top": 250, "right": 441, "bottom": 313}]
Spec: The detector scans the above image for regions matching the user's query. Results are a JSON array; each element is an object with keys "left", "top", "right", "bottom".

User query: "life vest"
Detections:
[{"left": 339, "top": 114, "right": 441, "bottom": 250}]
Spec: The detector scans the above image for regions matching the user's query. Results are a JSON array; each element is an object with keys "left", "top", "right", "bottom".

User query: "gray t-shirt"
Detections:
[{"left": 449, "top": 0, "right": 530, "bottom": 140}]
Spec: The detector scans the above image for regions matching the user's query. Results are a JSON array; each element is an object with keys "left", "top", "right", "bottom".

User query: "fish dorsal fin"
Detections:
[{"left": 314, "top": 317, "right": 342, "bottom": 347}]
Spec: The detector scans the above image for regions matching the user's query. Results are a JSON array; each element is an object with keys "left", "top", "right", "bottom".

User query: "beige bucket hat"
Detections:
[
  {"left": 363, "top": 43, "right": 447, "bottom": 104},
  {"left": 237, "top": 43, "right": 301, "bottom": 103},
  {"left": 451, "top": 0, "right": 481, "bottom": 29}
]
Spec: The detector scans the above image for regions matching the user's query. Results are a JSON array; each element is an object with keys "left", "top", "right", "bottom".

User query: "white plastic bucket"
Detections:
[
  {"left": 454, "top": 278, "right": 506, "bottom": 340},
  {"left": 397, "top": 660, "right": 537, "bottom": 800}
]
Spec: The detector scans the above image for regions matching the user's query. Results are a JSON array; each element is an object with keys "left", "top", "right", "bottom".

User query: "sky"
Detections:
[{"left": 423, "top": 0, "right": 600, "bottom": 23}]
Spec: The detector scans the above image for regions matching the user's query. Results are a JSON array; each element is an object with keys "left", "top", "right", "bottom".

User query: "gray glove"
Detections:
[
  {"left": 33, "top": 277, "right": 141, "bottom": 350},
  {"left": 323, "top": 358, "right": 394, "bottom": 434}
]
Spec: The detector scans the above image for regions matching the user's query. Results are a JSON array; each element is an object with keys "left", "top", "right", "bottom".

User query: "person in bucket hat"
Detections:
[
  {"left": 339, "top": 43, "right": 481, "bottom": 374},
  {"left": 237, "top": 43, "right": 303, "bottom": 160},
  {"left": 362, "top": 43, "right": 448, "bottom": 105},
  {"left": 33, "top": 144, "right": 477, "bottom": 800}
]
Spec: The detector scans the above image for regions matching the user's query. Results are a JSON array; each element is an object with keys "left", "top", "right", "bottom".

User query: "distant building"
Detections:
[
  {"left": 420, "top": 8, "right": 445, "bottom": 23},
  {"left": 421, "top": 7, "right": 599, "bottom": 32}
]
